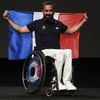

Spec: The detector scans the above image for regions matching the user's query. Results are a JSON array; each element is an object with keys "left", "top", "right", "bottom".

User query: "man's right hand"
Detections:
[
  {"left": 3, "top": 10, "right": 9, "bottom": 20},
  {"left": 3, "top": 10, "right": 30, "bottom": 33}
]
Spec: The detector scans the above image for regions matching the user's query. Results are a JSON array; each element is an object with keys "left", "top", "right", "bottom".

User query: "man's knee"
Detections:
[{"left": 63, "top": 49, "right": 72, "bottom": 57}]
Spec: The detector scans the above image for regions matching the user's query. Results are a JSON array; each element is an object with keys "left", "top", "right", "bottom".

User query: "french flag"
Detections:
[{"left": 8, "top": 10, "right": 84, "bottom": 60}]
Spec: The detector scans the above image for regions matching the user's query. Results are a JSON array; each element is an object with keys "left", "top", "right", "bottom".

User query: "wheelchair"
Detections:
[{"left": 22, "top": 50, "right": 59, "bottom": 96}]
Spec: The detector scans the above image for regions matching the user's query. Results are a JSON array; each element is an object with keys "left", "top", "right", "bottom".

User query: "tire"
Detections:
[{"left": 22, "top": 50, "right": 46, "bottom": 94}]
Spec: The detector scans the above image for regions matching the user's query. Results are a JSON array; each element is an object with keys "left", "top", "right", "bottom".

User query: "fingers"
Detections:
[
  {"left": 82, "top": 13, "right": 88, "bottom": 22},
  {"left": 3, "top": 10, "right": 9, "bottom": 20},
  {"left": 84, "top": 13, "right": 88, "bottom": 20},
  {"left": 3, "top": 10, "right": 9, "bottom": 17}
]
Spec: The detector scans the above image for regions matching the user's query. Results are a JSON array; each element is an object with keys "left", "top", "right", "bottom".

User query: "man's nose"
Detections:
[{"left": 47, "top": 11, "right": 51, "bottom": 14}]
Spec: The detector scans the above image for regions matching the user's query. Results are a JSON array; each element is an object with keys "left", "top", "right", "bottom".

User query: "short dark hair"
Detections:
[{"left": 42, "top": 1, "right": 55, "bottom": 10}]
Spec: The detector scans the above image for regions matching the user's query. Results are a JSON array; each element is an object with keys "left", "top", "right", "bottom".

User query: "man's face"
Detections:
[{"left": 42, "top": 5, "right": 54, "bottom": 21}]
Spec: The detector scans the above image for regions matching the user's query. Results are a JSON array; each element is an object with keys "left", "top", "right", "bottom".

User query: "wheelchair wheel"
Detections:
[
  {"left": 45, "top": 89, "right": 53, "bottom": 97},
  {"left": 22, "top": 50, "right": 46, "bottom": 94}
]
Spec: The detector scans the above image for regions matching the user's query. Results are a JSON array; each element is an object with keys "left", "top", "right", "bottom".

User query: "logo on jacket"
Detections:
[
  {"left": 55, "top": 27, "right": 59, "bottom": 30},
  {"left": 42, "top": 26, "right": 46, "bottom": 30}
]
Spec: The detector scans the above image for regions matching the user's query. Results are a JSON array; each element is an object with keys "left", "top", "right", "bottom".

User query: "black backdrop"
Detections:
[{"left": 0, "top": 0, "right": 100, "bottom": 87}]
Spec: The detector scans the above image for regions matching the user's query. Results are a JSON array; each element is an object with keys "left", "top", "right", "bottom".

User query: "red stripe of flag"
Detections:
[{"left": 58, "top": 13, "right": 84, "bottom": 58}]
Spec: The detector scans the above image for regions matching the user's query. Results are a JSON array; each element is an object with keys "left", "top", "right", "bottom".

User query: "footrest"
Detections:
[{"left": 50, "top": 80, "right": 57, "bottom": 84}]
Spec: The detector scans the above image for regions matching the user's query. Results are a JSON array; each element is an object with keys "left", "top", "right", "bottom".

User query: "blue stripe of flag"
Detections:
[{"left": 8, "top": 10, "right": 33, "bottom": 60}]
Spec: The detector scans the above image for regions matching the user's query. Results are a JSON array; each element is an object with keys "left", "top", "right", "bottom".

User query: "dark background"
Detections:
[{"left": 0, "top": 0, "right": 100, "bottom": 87}]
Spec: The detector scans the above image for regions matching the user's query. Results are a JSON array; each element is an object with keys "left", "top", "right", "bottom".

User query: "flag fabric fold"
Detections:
[
  {"left": 8, "top": 10, "right": 33, "bottom": 59},
  {"left": 59, "top": 13, "right": 84, "bottom": 58},
  {"left": 8, "top": 10, "right": 84, "bottom": 60}
]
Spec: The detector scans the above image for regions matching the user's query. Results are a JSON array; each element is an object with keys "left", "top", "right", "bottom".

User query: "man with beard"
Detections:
[{"left": 3, "top": 1, "right": 87, "bottom": 94}]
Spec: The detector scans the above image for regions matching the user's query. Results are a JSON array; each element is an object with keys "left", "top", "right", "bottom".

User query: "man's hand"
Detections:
[
  {"left": 83, "top": 13, "right": 88, "bottom": 22},
  {"left": 3, "top": 10, "right": 9, "bottom": 20}
]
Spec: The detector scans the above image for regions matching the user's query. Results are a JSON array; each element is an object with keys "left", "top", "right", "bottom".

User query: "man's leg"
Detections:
[
  {"left": 62, "top": 49, "right": 77, "bottom": 90},
  {"left": 42, "top": 49, "right": 67, "bottom": 90}
]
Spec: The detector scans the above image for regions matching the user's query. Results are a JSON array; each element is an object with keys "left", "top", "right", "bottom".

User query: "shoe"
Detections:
[
  {"left": 64, "top": 81, "right": 77, "bottom": 90},
  {"left": 58, "top": 82, "right": 67, "bottom": 90}
]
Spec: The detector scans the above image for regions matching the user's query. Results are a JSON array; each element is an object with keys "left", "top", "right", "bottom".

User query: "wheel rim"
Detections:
[{"left": 22, "top": 51, "right": 46, "bottom": 94}]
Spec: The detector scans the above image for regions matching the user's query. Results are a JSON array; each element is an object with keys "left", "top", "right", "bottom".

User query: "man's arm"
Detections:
[
  {"left": 3, "top": 10, "right": 30, "bottom": 33},
  {"left": 64, "top": 13, "right": 88, "bottom": 34}
]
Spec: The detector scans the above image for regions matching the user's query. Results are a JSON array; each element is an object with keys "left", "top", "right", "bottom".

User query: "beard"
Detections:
[{"left": 44, "top": 14, "right": 54, "bottom": 22}]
